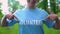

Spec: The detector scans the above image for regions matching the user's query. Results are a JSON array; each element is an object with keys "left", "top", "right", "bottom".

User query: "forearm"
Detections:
[
  {"left": 1, "top": 16, "right": 8, "bottom": 26},
  {"left": 44, "top": 19, "right": 56, "bottom": 28}
]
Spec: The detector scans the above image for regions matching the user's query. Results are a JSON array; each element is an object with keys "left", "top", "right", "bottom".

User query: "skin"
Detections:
[{"left": 1, "top": 0, "right": 59, "bottom": 29}]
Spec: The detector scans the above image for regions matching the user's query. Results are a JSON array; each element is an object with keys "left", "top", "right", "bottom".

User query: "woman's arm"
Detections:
[{"left": 1, "top": 13, "right": 15, "bottom": 27}]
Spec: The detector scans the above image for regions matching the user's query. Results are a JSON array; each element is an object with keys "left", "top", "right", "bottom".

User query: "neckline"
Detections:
[{"left": 25, "top": 7, "right": 37, "bottom": 10}]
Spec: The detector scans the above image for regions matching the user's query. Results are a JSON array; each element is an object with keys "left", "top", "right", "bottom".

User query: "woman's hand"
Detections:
[
  {"left": 6, "top": 13, "right": 14, "bottom": 20},
  {"left": 47, "top": 14, "right": 58, "bottom": 21}
]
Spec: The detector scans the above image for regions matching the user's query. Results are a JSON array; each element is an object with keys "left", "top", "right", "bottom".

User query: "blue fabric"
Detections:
[
  {"left": 7, "top": 7, "right": 56, "bottom": 34},
  {"left": 6, "top": 18, "right": 19, "bottom": 26}
]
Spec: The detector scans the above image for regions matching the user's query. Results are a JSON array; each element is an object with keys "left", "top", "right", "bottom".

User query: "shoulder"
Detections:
[
  {"left": 37, "top": 8, "right": 48, "bottom": 15},
  {"left": 13, "top": 8, "right": 26, "bottom": 14},
  {"left": 37, "top": 8, "right": 49, "bottom": 16},
  {"left": 36, "top": 8, "right": 47, "bottom": 13},
  {"left": 14, "top": 9, "right": 22, "bottom": 13}
]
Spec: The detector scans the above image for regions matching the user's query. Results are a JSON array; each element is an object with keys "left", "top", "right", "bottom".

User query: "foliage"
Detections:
[
  {"left": 36, "top": 0, "right": 48, "bottom": 12},
  {"left": 50, "top": 0, "right": 57, "bottom": 14},
  {"left": 37, "top": 0, "right": 60, "bottom": 14},
  {"left": 8, "top": 0, "right": 23, "bottom": 13},
  {"left": 0, "top": 3, "right": 3, "bottom": 19}
]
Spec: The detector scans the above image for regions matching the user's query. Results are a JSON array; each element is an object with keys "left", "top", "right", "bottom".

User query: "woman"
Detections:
[{"left": 1, "top": 0, "right": 59, "bottom": 34}]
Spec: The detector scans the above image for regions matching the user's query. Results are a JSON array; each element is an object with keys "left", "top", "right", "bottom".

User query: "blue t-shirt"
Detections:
[{"left": 7, "top": 7, "right": 56, "bottom": 34}]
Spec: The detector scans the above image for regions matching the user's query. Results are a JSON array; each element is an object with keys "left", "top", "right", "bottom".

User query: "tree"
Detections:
[
  {"left": 0, "top": 2, "right": 3, "bottom": 25},
  {"left": 0, "top": 3, "right": 3, "bottom": 19},
  {"left": 36, "top": 0, "right": 48, "bottom": 12},
  {"left": 50, "top": 0, "right": 57, "bottom": 14},
  {"left": 8, "top": 0, "right": 23, "bottom": 13}
]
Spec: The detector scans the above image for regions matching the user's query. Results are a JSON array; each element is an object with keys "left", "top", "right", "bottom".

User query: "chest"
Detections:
[
  {"left": 17, "top": 11, "right": 45, "bottom": 25},
  {"left": 17, "top": 11, "right": 45, "bottom": 20}
]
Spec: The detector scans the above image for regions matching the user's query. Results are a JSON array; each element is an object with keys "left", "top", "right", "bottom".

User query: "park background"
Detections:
[{"left": 0, "top": 0, "right": 60, "bottom": 34}]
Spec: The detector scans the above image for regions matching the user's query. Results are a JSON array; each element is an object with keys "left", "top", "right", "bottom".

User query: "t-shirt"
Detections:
[{"left": 7, "top": 7, "right": 56, "bottom": 34}]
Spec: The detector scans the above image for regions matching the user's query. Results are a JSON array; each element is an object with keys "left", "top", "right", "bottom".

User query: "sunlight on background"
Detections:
[
  {"left": 0, "top": 0, "right": 27, "bottom": 15},
  {"left": 0, "top": 0, "right": 59, "bottom": 15},
  {"left": 0, "top": 0, "right": 44, "bottom": 15},
  {"left": 0, "top": 0, "right": 9, "bottom": 15},
  {"left": 17, "top": 0, "right": 27, "bottom": 6}
]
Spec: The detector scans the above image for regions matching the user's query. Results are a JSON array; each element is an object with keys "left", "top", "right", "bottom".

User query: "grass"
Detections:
[
  {"left": 0, "top": 23, "right": 18, "bottom": 34},
  {"left": 0, "top": 24, "right": 60, "bottom": 34},
  {"left": 43, "top": 24, "right": 60, "bottom": 34}
]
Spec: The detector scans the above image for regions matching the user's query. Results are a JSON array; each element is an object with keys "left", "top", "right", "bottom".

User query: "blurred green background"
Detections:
[{"left": 0, "top": 0, "right": 60, "bottom": 34}]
